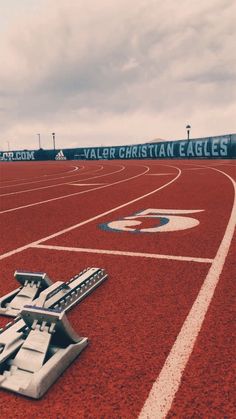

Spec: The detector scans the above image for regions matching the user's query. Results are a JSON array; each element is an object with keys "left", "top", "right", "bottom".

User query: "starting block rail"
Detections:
[{"left": 0, "top": 267, "right": 107, "bottom": 398}]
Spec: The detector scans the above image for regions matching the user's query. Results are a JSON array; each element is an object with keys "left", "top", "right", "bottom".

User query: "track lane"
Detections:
[
  {"left": 0, "top": 248, "right": 209, "bottom": 419},
  {"left": 209, "top": 163, "right": 236, "bottom": 180},
  {"left": 43, "top": 166, "right": 233, "bottom": 260},
  {"left": 0, "top": 164, "right": 126, "bottom": 210},
  {"left": 0, "top": 163, "right": 147, "bottom": 214},
  {"left": 0, "top": 161, "right": 81, "bottom": 183},
  {"left": 167, "top": 233, "right": 236, "bottom": 418},
  {"left": 0, "top": 159, "right": 235, "bottom": 418},
  {"left": 138, "top": 164, "right": 236, "bottom": 418},
  {"left": 0, "top": 163, "right": 104, "bottom": 192},
  {"left": 0, "top": 163, "right": 164, "bottom": 254}
]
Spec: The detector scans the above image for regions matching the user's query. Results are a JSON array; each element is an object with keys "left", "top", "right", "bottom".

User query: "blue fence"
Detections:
[{"left": 0, "top": 134, "right": 235, "bottom": 161}]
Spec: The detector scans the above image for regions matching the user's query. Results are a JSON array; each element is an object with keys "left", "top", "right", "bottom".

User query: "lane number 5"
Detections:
[{"left": 100, "top": 209, "right": 204, "bottom": 233}]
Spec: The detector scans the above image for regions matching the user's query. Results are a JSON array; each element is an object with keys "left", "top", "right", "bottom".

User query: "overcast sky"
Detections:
[{"left": 0, "top": 0, "right": 235, "bottom": 150}]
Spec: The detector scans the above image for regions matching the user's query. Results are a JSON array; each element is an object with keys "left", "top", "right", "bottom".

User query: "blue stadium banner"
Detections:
[
  {"left": 82, "top": 135, "right": 232, "bottom": 160},
  {"left": 0, "top": 134, "right": 235, "bottom": 161},
  {"left": 0, "top": 150, "right": 35, "bottom": 161}
]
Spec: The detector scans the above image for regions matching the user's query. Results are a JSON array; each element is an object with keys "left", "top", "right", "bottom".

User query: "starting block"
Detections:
[
  {"left": 0, "top": 306, "right": 88, "bottom": 399},
  {"left": 0, "top": 267, "right": 107, "bottom": 398},
  {"left": 0, "top": 271, "right": 52, "bottom": 317}
]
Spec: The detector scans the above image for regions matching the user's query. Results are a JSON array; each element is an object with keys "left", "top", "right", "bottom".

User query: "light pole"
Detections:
[
  {"left": 52, "top": 132, "right": 56, "bottom": 150},
  {"left": 186, "top": 124, "right": 191, "bottom": 141},
  {"left": 37, "top": 133, "right": 41, "bottom": 149},
  {"left": 7, "top": 141, "right": 10, "bottom": 151}
]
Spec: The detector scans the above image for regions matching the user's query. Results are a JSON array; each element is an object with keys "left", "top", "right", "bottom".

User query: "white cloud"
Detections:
[{"left": 0, "top": 0, "right": 235, "bottom": 150}]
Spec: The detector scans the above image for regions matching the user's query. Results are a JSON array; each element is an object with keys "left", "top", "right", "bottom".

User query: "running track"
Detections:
[{"left": 0, "top": 159, "right": 235, "bottom": 418}]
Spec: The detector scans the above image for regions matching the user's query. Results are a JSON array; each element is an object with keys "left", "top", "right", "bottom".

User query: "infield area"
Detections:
[{"left": 0, "top": 159, "right": 235, "bottom": 418}]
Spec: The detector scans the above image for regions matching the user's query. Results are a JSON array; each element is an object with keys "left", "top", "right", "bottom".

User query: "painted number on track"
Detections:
[{"left": 100, "top": 209, "right": 204, "bottom": 233}]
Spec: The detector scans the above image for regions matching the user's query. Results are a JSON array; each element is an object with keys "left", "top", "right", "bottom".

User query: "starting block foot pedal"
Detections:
[
  {"left": 0, "top": 271, "right": 52, "bottom": 317},
  {"left": 0, "top": 306, "right": 88, "bottom": 399}
]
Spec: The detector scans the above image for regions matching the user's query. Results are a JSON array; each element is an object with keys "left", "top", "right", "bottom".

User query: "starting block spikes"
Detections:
[
  {"left": 0, "top": 306, "right": 88, "bottom": 399},
  {"left": 0, "top": 271, "right": 53, "bottom": 317},
  {"left": 0, "top": 267, "right": 107, "bottom": 398}
]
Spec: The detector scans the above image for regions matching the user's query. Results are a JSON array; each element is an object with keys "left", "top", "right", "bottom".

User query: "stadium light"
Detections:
[
  {"left": 37, "top": 133, "right": 41, "bottom": 149},
  {"left": 52, "top": 132, "right": 56, "bottom": 150},
  {"left": 186, "top": 124, "right": 191, "bottom": 140}
]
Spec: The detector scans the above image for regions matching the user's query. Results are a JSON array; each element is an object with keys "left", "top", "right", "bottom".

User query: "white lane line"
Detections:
[
  {"left": 64, "top": 163, "right": 126, "bottom": 185},
  {"left": 182, "top": 167, "right": 206, "bottom": 171},
  {"left": 41, "top": 164, "right": 80, "bottom": 174},
  {"left": 0, "top": 164, "right": 82, "bottom": 186},
  {"left": 69, "top": 183, "right": 107, "bottom": 186},
  {"left": 0, "top": 165, "right": 82, "bottom": 189},
  {"left": 33, "top": 244, "right": 213, "bottom": 263},
  {"left": 0, "top": 164, "right": 129, "bottom": 213},
  {"left": 0, "top": 163, "right": 106, "bottom": 190},
  {"left": 65, "top": 165, "right": 79, "bottom": 173},
  {"left": 210, "top": 162, "right": 236, "bottom": 167},
  {"left": 0, "top": 164, "right": 124, "bottom": 197},
  {"left": 0, "top": 164, "right": 105, "bottom": 192},
  {"left": 0, "top": 165, "right": 180, "bottom": 259},
  {"left": 67, "top": 163, "right": 104, "bottom": 177},
  {"left": 139, "top": 166, "right": 236, "bottom": 419},
  {"left": 146, "top": 173, "right": 176, "bottom": 176},
  {"left": 0, "top": 164, "right": 147, "bottom": 214}
]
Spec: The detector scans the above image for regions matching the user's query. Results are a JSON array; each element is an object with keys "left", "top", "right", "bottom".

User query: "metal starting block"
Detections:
[
  {"left": 0, "top": 271, "right": 52, "bottom": 317},
  {"left": 0, "top": 267, "right": 107, "bottom": 398},
  {"left": 0, "top": 306, "right": 88, "bottom": 399}
]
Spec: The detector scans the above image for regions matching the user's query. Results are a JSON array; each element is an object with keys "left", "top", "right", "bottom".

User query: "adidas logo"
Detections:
[{"left": 55, "top": 150, "right": 67, "bottom": 160}]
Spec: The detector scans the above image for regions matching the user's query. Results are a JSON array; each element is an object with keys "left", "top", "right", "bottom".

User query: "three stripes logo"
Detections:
[{"left": 55, "top": 150, "right": 67, "bottom": 160}]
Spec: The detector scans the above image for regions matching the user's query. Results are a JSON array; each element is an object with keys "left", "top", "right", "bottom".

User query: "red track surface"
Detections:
[{"left": 0, "top": 159, "right": 235, "bottom": 418}]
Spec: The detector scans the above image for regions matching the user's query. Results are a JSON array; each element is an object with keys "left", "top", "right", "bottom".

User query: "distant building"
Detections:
[{"left": 148, "top": 138, "right": 166, "bottom": 143}]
